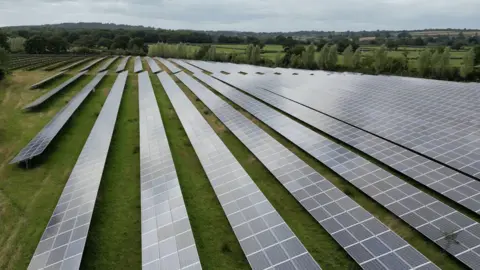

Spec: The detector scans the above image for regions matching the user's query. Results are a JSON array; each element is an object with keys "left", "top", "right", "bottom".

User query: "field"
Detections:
[{"left": 0, "top": 55, "right": 478, "bottom": 269}]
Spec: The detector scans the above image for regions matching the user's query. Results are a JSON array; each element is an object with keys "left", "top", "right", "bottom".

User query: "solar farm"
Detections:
[{"left": 1, "top": 55, "right": 480, "bottom": 270}]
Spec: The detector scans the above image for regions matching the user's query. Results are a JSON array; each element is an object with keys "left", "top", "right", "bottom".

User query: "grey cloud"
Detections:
[{"left": 0, "top": 0, "right": 479, "bottom": 31}]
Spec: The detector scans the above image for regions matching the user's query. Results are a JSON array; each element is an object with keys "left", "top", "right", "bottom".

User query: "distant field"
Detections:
[{"left": 410, "top": 31, "right": 480, "bottom": 37}]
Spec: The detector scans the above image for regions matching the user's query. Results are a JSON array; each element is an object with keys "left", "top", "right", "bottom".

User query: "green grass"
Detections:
[{"left": 80, "top": 74, "right": 141, "bottom": 270}]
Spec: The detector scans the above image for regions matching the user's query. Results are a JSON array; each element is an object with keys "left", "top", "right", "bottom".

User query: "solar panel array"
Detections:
[
  {"left": 232, "top": 72, "right": 480, "bottom": 179},
  {"left": 116, "top": 56, "right": 131, "bottom": 73},
  {"left": 170, "top": 59, "right": 203, "bottom": 74},
  {"left": 156, "top": 58, "right": 181, "bottom": 74},
  {"left": 79, "top": 57, "right": 107, "bottom": 72},
  {"left": 12, "top": 72, "right": 107, "bottom": 164},
  {"left": 158, "top": 72, "right": 321, "bottom": 270},
  {"left": 145, "top": 57, "right": 162, "bottom": 74},
  {"left": 98, "top": 56, "right": 119, "bottom": 72},
  {"left": 138, "top": 72, "right": 201, "bottom": 270},
  {"left": 30, "top": 71, "right": 66, "bottom": 89},
  {"left": 215, "top": 73, "right": 480, "bottom": 215},
  {"left": 27, "top": 71, "right": 128, "bottom": 270},
  {"left": 135, "top": 56, "right": 144, "bottom": 73},
  {"left": 23, "top": 71, "right": 88, "bottom": 110},
  {"left": 192, "top": 71, "right": 480, "bottom": 269},
  {"left": 60, "top": 58, "right": 91, "bottom": 72},
  {"left": 176, "top": 72, "right": 438, "bottom": 270}
]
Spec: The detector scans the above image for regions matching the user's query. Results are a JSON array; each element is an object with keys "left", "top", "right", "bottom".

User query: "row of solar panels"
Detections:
[
  {"left": 175, "top": 59, "right": 480, "bottom": 269},
  {"left": 19, "top": 59, "right": 479, "bottom": 269},
  {"left": 14, "top": 56, "right": 180, "bottom": 164},
  {"left": 187, "top": 60, "right": 480, "bottom": 181}
]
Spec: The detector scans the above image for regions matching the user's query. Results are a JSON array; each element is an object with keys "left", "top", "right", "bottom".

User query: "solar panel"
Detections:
[
  {"left": 134, "top": 56, "right": 144, "bottom": 73},
  {"left": 60, "top": 58, "right": 91, "bottom": 71},
  {"left": 216, "top": 72, "right": 480, "bottom": 215},
  {"left": 116, "top": 56, "right": 131, "bottom": 73},
  {"left": 145, "top": 57, "right": 162, "bottom": 74},
  {"left": 234, "top": 72, "right": 480, "bottom": 179},
  {"left": 27, "top": 71, "right": 128, "bottom": 270},
  {"left": 12, "top": 72, "right": 107, "bottom": 164},
  {"left": 192, "top": 71, "right": 480, "bottom": 269},
  {"left": 158, "top": 72, "right": 321, "bottom": 270},
  {"left": 98, "top": 56, "right": 119, "bottom": 72},
  {"left": 170, "top": 59, "right": 203, "bottom": 74},
  {"left": 138, "top": 71, "right": 201, "bottom": 270},
  {"left": 79, "top": 57, "right": 107, "bottom": 72},
  {"left": 176, "top": 72, "right": 438, "bottom": 270},
  {"left": 156, "top": 58, "right": 181, "bottom": 74},
  {"left": 30, "top": 71, "right": 66, "bottom": 89},
  {"left": 23, "top": 71, "right": 88, "bottom": 110}
]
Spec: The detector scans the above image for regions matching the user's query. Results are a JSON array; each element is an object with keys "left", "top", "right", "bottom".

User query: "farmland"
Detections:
[{"left": 1, "top": 55, "right": 480, "bottom": 270}]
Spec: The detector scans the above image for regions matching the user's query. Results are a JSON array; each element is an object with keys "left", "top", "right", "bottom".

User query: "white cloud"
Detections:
[{"left": 0, "top": 0, "right": 478, "bottom": 31}]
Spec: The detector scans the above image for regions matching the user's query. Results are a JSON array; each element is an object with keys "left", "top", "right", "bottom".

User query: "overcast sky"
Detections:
[{"left": 0, "top": 0, "right": 478, "bottom": 32}]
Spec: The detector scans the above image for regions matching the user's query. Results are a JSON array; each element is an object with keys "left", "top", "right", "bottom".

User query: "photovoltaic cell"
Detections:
[
  {"left": 79, "top": 57, "right": 107, "bottom": 72},
  {"left": 135, "top": 56, "right": 144, "bottom": 73},
  {"left": 27, "top": 71, "right": 128, "bottom": 270},
  {"left": 170, "top": 59, "right": 203, "bottom": 74},
  {"left": 175, "top": 72, "right": 438, "bottom": 270},
  {"left": 191, "top": 70, "right": 480, "bottom": 269},
  {"left": 23, "top": 71, "right": 88, "bottom": 110},
  {"left": 230, "top": 71, "right": 480, "bottom": 179},
  {"left": 116, "top": 56, "right": 131, "bottom": 73},
  {"left": 158, "top": 72, "right": 321, "bottom": 270},
  {"left": 12, "top": 72, "right": 106, "bottom": 164},
  {"left": 145, "top": 57, "right": 162, "bottom": 74},
  {"left": 30, "top": 71, "right": 66, "bottom": 89},
  {"left": 98, "top": 56, "right": 120, "bottom": 72},
  {"left": 60, "top": 58, "right": 92, "bottom": 71},
  {"left": 215, "top": 73, "right": 480, "bottom": 215},
  {"left": 138, "top": 72, "right": 201, "bottom": 270},
  {"left": 156, "top": 58, "right": 181, "bottom": 74}
]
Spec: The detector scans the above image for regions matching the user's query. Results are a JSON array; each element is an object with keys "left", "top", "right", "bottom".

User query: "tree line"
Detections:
[{"left": 149, "top": 42, "right": 480, "bottom": 81}]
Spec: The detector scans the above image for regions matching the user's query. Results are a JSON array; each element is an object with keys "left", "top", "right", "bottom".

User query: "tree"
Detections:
[
  {"left": 373, "top": 45, "right": 388, "bottom": 73},
  {"left": 452, "top": 41, "right": 465, "bottom": 50},
  {"left": 24, "top": 35, "right": 48, "bottom": 54},
  {"left": 0, "top": 47, "right": 10, "bottom": 80},
  {"left": 245, "top": 44, "right": 254, "bottom": 63},
  {"left": 343, "top": 45, "right": 353, "bottom": 69},
  {"left": 8, "top": 37, "right": 25, "bottom": 52},
  {"left": 0, "top": 31, "right": 9, "bottom": 50},
  {"left": 47, "top": 36, "right": 68, "bottom": 53},
  {"left": 274, "top": 52, "right": 283, "bottom": 67},
  {"left": 97, "top": 37, "right": 112, "bottom": 48},
  {"left": 431, "top": 50, "right": 442, "bottom": 77},
  {"left": 325, "top": 44, "right": 337, "bottom": 70},
  {"left": 67, "top": 32, "right": 80, "bottom": 43},
  {"left": 128, "top": 37, "right": 144, "bottom": 49},
  {"left": 251, "top": 45, "right": 261, "bottom": 64},
  {"left": 474, "top": 46, "right": 480, "bottom": 65},
  {"left": 460, "top": 48, "right": 475, "bottom": 79},
  {"left": 439, "top": 47, "right": 451, "bottom": 77},
  {"left": 352, "top": 48, "right": 362, "bottom": 69},
  {"left": 317, "top": 44, "right": 329, "bottom": 69},
  {"left": 416, "top": 50, "right": 432, "bottom": 77},
  {"left": 111, "top": 35, "right": 130, "bottom": 49},
  {"left": 414, "top": 37, "right": 425, "bottom": 46},
  {"left": 206, "top": 45, "right": 216, "bottom": 61},
  {"left": 386, "top": 39, "right": 398, "bottom": 50},
  {"left": 301, "top": 43, "right": 316, "bottom": 69}
]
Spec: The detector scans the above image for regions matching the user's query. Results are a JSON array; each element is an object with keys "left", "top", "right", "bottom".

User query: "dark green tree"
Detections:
[{"left": 24, "top": 35, "right": 48, "bottom": 53}]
